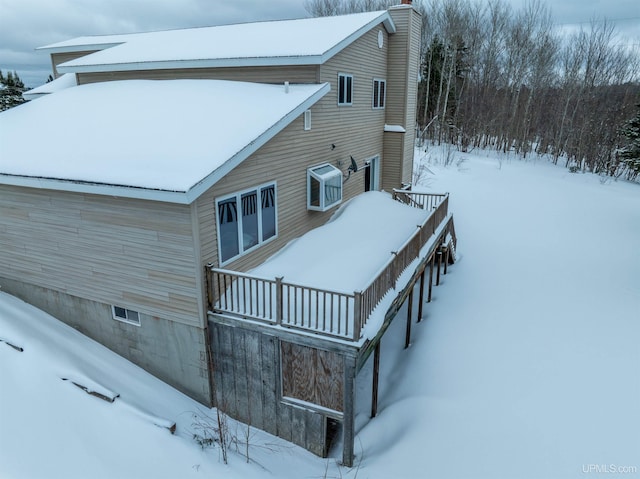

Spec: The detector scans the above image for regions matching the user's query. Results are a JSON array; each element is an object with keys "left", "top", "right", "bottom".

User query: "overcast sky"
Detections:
[{"left": 1, "top": 0, "right": 638, "bottom": 88}]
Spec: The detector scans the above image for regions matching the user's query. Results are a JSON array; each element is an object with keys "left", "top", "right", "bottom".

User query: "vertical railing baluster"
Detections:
[
  {"left": 241, "top": 277, "right": 246, "bottom": 314},
  {"left": 315, "top": 290, "right": 319, "bottom": 330},
  {"left": 322, "top": 292, "right": 327, "bottom": 332},
  {"left": 330, "top": 293, "right": 334, "bottom": 333}
]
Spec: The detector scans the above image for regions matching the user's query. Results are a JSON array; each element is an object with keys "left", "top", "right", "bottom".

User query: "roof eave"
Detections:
[
  {"left": 0, "top": 174, "right": 191, "bottom": 204},
  {"left": 57, "top": 54, "right": 326, "bottom": 73},
  {"left": 36, "top": 42, "right": 126, "bottom": 55}
]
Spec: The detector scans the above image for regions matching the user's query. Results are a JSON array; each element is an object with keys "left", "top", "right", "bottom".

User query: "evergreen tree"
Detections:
[
  {"left": 618, "top": 103, "right": 640, "bottom": 179},
  {"left": 13, "top": 71, "right": 24, "bottom": 89},
  {"left": 0, "top": 67, "right": 28, "bottom": 111}
]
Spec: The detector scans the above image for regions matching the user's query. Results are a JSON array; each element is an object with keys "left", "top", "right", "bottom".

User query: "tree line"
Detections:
[
  {"left": 0, "top": 69, "right": 28, "bottom": 111},
  {"left": 305, "top": 0, "right": 640, "bottom": 179}
]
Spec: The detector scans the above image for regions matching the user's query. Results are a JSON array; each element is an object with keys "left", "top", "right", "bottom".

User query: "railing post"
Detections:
[
  {"left": 353, "top": 291, "right": 362, "bottom": 341},
  {"left": 204, "top": 264, "right": 213, "bottom": 312},
  {"left": 275, "top": 276, "right": 283, "bottom": 325}
]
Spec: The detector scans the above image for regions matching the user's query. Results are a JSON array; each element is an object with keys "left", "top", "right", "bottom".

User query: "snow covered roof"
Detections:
[
  {"left": 44, "top": 11, "right": 395, "bottom": 73},
  {"left": 22, "top": 73, "right": 77, "bottom": 100},
  {"left": 0, "top": 79, "right": 329, "bottom": 203}
]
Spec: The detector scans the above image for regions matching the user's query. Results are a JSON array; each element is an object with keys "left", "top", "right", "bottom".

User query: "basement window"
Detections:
[
  {"left": 307, "top": 164, "right": 342, "bottom": 211},
  {"left": 112, "top": 306, "right": 141, "bottom": 326}
]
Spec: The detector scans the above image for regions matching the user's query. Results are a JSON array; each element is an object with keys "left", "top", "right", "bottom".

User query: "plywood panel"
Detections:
[{"left": 281, "top": 341, "right": 344, "bottom": 412}]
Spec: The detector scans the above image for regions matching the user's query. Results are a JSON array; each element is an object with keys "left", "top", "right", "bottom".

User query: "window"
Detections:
[
  {"left": 373, "top": 79, "right": 386, "bottom": 109},
  {"left": 112, "top": 306, "right": 141, "bottom": 326},
  {"left": 338, "top": 73, "right": 353, "bottom": 106},
  {"left": 307, "top": 164, "right": 342, "bottom": 211},
  {"left": 216, "top": 183, "right": 277, "bottom": 264},
  {"left": 304, "top": 109, "right": 311, "bottom": 130}
]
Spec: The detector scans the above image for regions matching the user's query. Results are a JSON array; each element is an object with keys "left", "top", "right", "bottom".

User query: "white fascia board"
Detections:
[
  {"left": 2, "top": 82, "right": 331, "bottom": 205},
  {"left": 0, "top": 174, "right": 190, "bottom": 204},
  {"left": 184, "top": 82, "right": 331, "bottom": 203}
]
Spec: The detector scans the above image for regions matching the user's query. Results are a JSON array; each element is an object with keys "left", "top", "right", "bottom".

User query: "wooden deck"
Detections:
[{"left": 205, "top": 191, "right": 455, "bottom": 342}]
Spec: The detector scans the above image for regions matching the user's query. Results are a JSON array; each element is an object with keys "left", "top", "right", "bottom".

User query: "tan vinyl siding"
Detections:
[
  {"left": 197, "top": 25, "right": 391, "bottom": 272},
  {"left": 385, "top": 10, "right": 410, "bottom": 127},
  {"left": 382, "top": 131, "right": 404, "bottom": 190},
  {"left": 403, "top": 8, "right": 421, "bottom": 184},
  {"left": 77, "top": 65, "right": 319, "bottom": 85},
  {"left": 51, "top": 51, "right": 99, "bottom": 78},
  {"left": 0, "top": 186, "right": 201, "bottom": 326},
  {"left": 387, "top": 6, "right": 422, "bottom": 186},
  {"left": 198, "top": 115, "right": 341, "bottom": 272}
]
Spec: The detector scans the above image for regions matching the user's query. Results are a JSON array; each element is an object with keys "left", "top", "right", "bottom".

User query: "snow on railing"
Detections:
[{"left": 207, "top": 192, "right": 450, "bottom": 341}]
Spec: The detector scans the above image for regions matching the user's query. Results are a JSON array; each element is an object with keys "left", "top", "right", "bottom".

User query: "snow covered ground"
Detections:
[{"left": 1, "top": 146, "right": 638, "bottom": 478}]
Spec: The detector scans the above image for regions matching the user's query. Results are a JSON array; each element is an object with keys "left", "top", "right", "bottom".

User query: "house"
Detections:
[{"left": 0, "top": 2, "right": 455, "bottom": 466}]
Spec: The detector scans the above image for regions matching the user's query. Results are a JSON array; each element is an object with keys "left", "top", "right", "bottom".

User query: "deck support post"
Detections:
[
  {"left": 436, "top": 249, "right": 442, "bottom": 286},
  {"left": 417, "top": 268, "right": 425, "bottom": 322},
  {"left": 342, "top": 355, "right": 357, "bottom": 467},
  {"left": 405, "top": 288, "right": 413, "bottom": 349},
  {"left": 371, "top": 341, "right": 381, "bottom": 418},
  {"left": 428, "top": 255, "right": 434, "bottom": 302},
  {"left": 443, "top": 244, "right": 449, "bottom": 275}
]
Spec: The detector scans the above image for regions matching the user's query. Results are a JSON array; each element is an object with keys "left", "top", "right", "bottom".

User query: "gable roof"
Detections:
[
  {"left": 43, "top": 11, "right": 395, "bottom": 74},
  {"left": 0, "top": 79, "right": 329, "bottom": 204}
]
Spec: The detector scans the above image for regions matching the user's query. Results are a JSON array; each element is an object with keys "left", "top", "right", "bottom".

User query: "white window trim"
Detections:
[
  {"left": 216, "top": 181, "right": 278, "bottom": 266},
  {"left": 304, "top": 109, "right": 311, "bottom": 130},
  {"left": 307, "top": 163, "right": 343, "bottom": 212},
  {"left": 372, "top": 78, "right": 386, "bottom": 109},
  {"left": 337, "top": 73, "right": 354, "bottom": 106},
  {"left": 112, "top": 305, "right": 141, "bottom": 326}
]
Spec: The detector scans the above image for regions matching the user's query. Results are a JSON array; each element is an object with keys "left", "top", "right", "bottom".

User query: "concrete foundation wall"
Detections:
[{"left": 0, "top": 276, "right": 211, "bottom": 405}]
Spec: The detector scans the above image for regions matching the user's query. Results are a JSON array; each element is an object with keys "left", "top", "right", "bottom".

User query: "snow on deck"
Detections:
[
  {"left": 54, "top": 11, "right": 392, "bottom": 72},
  {"left": 251, "top": 191, "right": 429, "bottom": 293},
  {"left": 0, "top": 79, "right": 328, "bottom": 195}
]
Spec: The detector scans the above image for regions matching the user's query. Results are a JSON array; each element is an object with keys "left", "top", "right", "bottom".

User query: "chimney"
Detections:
[{"left": 401, "top": 0, "right": 412, "bottom": 4}]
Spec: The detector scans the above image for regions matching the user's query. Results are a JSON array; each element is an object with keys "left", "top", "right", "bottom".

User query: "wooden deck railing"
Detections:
[
  {"left": 393, "top": 189, "right": 448, "bottom": 212},
  {"left": 207, "top": 192, "right": 451, "bottom": 341}
]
